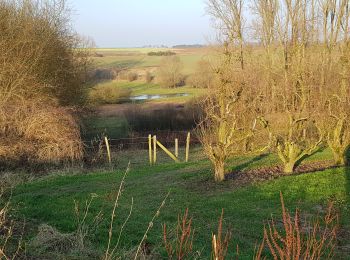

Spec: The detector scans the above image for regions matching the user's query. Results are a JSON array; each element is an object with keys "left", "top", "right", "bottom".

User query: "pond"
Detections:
[{"left": 129, "top": 93, "right": 189, "bottom": 101}]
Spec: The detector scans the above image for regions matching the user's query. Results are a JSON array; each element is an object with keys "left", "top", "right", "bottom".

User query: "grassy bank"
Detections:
[{"left": 9, "top": 148, "right": 350, "bottom": 258}]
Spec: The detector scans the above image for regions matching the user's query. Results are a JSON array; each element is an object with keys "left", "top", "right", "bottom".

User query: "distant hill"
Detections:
[{"left": 172, "top": 44, "right": 205, "bottom": 48}]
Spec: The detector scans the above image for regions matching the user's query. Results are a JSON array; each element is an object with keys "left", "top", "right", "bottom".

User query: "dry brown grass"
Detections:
[
  {"left": 0, "top": 100, "right": 83, "bottom": 164},
  {"left": 0, "top": 193, "right": 22, "bottom": 259},
  {"left": 0, "top": 0, "right": 89, "bottom": 166}
]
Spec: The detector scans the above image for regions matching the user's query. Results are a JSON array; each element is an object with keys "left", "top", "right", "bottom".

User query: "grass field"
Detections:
[
  {"left": 58, "top": 48, "right": 350, "bottom": 258},
  {"left": 9, "top": 148, "right": 350, "bottom": 258},
  {"left": 88, "top": 48, "right": 208, "bottom": 105},
  {"left": 108, "top": 81, "right": 206, "bottom": 99},
  {"left": 83, "top": 80, "right": 205, "bottom": 140},
  {"left": 85, "top": 48, "right": 209, "bottom": 141},
  {"left": 93, "top": 47, "right": 209, "bottom": 74}
]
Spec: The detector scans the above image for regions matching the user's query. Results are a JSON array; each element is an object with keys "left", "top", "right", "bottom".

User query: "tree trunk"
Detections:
[
  {"left": 333, "top": 152, "right": 346, "bottom": 166},
  {"left": 283, "top": 161, "right": 295, "bottom": 174},
  {"left": 214, "top": 161, "right": 225, "bottom": 182}
]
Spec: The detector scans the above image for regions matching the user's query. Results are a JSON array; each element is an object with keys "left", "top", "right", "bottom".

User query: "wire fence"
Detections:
[
  {"left": 84, "top": 130, "right": 200, "bottom": 151},
  {"left": 81, "top": 130, "right": 199, "bottom": 167}
]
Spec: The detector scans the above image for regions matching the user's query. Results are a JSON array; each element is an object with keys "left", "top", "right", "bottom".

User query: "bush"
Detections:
[
  {"left": 0, "top": 100, "right": 83, "bottom": 166},
  {"left": 0, "top": 0, "right": 89, "bottom": 165},
  {"left": 88, "top": 83, "right": 131, "bottom": 104},
  {"left": 118, "top": 71, "right": 128, "bottom": 80},
  {"left": 186, "top": 60, "right": 214, "bottom": 88},
  {"left": 90, "top": 68, "right": 118, "bottom": 81},
  {"left": 156, "top": 56, "right": 184, "bottom": 88},
  {"left": 123, "top": 100, "right": 203, "bottom": 132},
  {"left": 127, "top": 72, "right": 138, "bottom": 82},
  {"left": 145, "top": 71, "right": 154, "bottom": 83},
  {"left": 147, "top": 51, "right": 176, "bottom": 56}
]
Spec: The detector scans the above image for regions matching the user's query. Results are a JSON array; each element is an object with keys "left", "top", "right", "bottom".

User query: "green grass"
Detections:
[
  {"left": 115, "top": 81, "right": 206, "bottom": 99},
  {"left": 9, "top": 148, "right": 350, "bottom": 258},
  {"left": 89, "top": 47, "right": 208, "bottom": 106},
  {"left": 82, "top": 81, "right": 205, "bottom": 140},
  {"left": 92, "top": 48, "right": 206, "bottom": 74},
  {"left": 88, "top": 80, "right": 206, "bottom": 103},
  {"left": 81, "top": 116, "right": 129, "bottom": 140}
]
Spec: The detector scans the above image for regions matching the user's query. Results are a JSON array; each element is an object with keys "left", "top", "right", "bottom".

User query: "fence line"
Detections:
[{"left": 84, "top": 131, "right": 199, "bottom": 151}]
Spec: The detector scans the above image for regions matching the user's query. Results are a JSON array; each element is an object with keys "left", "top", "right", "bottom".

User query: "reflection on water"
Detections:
[{"left": 129, "top": 93, "right": 189, "bottom": 101}]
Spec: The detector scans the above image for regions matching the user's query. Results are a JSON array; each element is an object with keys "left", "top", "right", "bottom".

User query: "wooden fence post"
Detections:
[
  {"left": 185, "top": 132, "right": 190, "bottom": 162},
  {"left": 148, "top": 134, "right": 152, "bottom": 165},
  {"left": 157, "top": 140, "right": 180, "bottom": 162},
  {"left": 104, "top": 136, "right": 112, "bottom": 166},
  {"left": 175, "top": 138, "right": 178, "bottom": 158},
  {"left": 153, "top": 135, "right": 157, "bottom": 164}
]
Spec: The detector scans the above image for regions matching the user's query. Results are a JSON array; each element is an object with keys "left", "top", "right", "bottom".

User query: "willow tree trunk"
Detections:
[
  {"left": 214, "top": 160, "right": 225, "bottom": 182},
  {"left": 283, "top": 161, "right": 296, "bottom": 174},
  {"left": 333, "top": 151, "right": 346, "bottom": 166}
]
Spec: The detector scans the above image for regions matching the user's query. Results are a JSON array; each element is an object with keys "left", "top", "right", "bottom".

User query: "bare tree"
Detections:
[
  {"left": 157, "top": 56, "right": 184, "bottom": 88},
  {"left": 259, "top": 113, "right": 322, "bottom": 173},
  {"left": 207, "top": 0, "right": 245, "bottom": 69},
  {"left": 198, "top": 45, "right": 255, "bottom": 182},
  {"left": 186, "top": 60, "right": 215, "bottom": 89},
  {"left": 252, "top": 0, "right": 279, "bottom": 105}
]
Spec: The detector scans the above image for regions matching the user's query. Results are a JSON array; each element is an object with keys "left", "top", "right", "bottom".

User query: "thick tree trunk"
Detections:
[
  {"left": 283, "top": 161, "right": 295, "bottom": 174},
  {"left": 333, "top": 152, "right": 346, "bottom": 166},
  {"left": 214, "top": 161, "right": 225, "bottom": 182}
]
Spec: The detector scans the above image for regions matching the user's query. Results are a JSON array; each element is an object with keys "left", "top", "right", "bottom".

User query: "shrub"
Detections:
[
  {"left": 157, "top": 56, "right": 184, "bottom": 88},
  {"left": 0, "top": 0, "right": 90, "bottom": 106},
  {"left": 145, "top": 71, "right": 154, "bottom": 83},
  {"left": 123, "top": 101, "right": 203, "bottom": 132},
  {"left": 0, "top": 0, "right": 89, "bottom": 165},
  {"left": 88, "top": 83, "right": 131, "bottom": 104},
  {"left": 0, "top": 100, "right": 83, "bottom": 166},
  {"left": 118, "top": 71, "right": 128, "bottom": 80},
  {"left": 127, "top": 72, "right": 138, "bottom": 82},
  {"left": 0, "top": 194, "right": 21, "bottom": 258},
  {"left": 161, "top": 193, "right": 338, "bottom": 259},
  {"left": 256, "top": 193, "right": 338, "bottom": 259},
  {"left": 186, "top": 60, "right": 214, "bottom": 88},
  {"left": 147, "top": 51, "right": 176, "bottom": 56},
  {"left": 163, "top": 208, "right": 194, "bottom": 259},
  {"left": 90, "top": 68, "right": 118, "bottom": 81}
]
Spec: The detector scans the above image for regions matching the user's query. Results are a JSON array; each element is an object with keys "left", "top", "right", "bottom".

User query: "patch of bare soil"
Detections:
[
  {"left": 184, "top": 160, "right": 340, "bottom": 194},
  {"left": 225, "top": 160, "right": 337, "bottom": 185}
]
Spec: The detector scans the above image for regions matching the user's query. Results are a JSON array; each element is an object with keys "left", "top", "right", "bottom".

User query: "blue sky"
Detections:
[{"left": 71, "top": 0, "right": 215, "bottom": 47}]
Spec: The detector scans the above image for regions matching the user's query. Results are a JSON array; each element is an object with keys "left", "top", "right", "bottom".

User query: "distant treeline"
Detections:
[
  {"left": 147, "top": 51, "right": 176, "bottom": 56},
  {"left": 172, "top": 44, "right": 205, "bottom": 48}
]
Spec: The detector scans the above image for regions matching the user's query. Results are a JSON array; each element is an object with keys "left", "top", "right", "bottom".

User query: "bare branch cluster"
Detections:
[
  {"left": 0, "top": 0, "right": 91, "bottom": 165},
  {"left": 202, "top": 0, "right": 350, "bottom": 181}
]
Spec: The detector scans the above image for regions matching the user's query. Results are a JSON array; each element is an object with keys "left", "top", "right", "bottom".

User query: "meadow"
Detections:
[
  {"left": 84, "top": 47, "right": 208, "bottom": 141},
  {"left": 92, "top": 47, "right": 209, "bottom": 74},
  {"left": 4, "top": 46, "right": 350, "bottom": 259},
  {"left": 9, "top": 148, "right": 350, "bottom": 258},
  {"left": 3, "top": 0, "right": 350, "bottom": 259}
]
